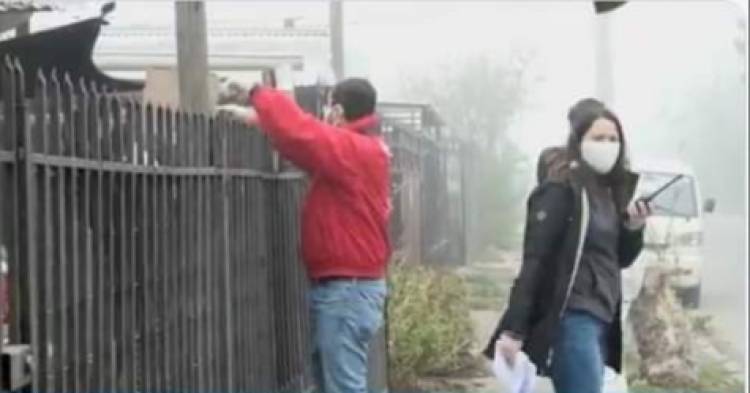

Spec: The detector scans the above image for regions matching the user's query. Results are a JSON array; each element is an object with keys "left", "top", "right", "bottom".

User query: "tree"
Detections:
[
  {"left": 400, "top": 54, "right": 532, "bottom": 149},
  {"left": 400, "top": 53, "right": 535, "bottom": 257},
  {"left": 658, "top": 36, "right": 747, "bottom": 215}
]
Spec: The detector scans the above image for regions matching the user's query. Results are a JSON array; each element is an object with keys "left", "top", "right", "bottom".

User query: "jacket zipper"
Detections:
[
  {"left": 560, "top": 189, "right": 590, "bottom": 317},
  {"left": 548, "top": 189, "right": 590, "bottom": 368}
]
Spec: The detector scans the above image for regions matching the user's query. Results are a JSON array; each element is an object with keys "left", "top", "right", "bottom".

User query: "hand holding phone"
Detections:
[
  {"left": 622, "top": 174, "right": 683, "bottom": 227},
  {"left": 624, "top": 200, "right": 651, "bottom": 230}
]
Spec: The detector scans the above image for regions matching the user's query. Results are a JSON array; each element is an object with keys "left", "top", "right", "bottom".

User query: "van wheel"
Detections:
[{"left": 678, "top": 284, "right": 701, "bottom": 309}]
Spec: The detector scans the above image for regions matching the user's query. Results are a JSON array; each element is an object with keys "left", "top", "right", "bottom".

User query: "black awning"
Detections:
[
  {"left": 594, "top": 1, "right": 627, "bottom": 14},
  {"left": 0, "top": 16, "right": 143, "bottom": 96}
]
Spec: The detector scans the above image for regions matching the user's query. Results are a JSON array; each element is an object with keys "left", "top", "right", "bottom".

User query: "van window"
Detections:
[{"left": 638, "top": 172, "right": 698, "bottom": 218}]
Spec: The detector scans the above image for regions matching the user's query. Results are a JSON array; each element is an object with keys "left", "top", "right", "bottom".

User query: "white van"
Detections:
[{"left": 623, "top": 159, "right": 715, "bottom": 309}]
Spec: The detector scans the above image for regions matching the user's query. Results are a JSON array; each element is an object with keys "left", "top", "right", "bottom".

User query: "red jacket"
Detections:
[{"left": 250, "top": 88, "right": 391, "bottom": 280}]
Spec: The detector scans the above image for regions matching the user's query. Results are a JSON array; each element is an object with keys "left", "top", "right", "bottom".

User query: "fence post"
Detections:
[
  {"left": 219, "top": 118, "right": 235, "bottom": 392},
  {"left": 7, "top": 56, "right": 41, "bottom": 393}
]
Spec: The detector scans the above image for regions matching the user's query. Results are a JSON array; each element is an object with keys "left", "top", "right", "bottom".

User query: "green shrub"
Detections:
[{"left": 387, "top": 263, "right": 475, "bottom": 388}]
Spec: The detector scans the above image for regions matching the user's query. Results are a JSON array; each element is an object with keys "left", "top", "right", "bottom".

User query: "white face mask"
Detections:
[{"left": 580, "top": 140, "right": 620, "bottom": 174}]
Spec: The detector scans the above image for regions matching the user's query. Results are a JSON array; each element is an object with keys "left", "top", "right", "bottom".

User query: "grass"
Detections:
[
  {"left": 625, "top": 312, "right": 745, "bottom": 393},
  {"left": 462, "top": 263, "right": 514, "bottom": 311}
]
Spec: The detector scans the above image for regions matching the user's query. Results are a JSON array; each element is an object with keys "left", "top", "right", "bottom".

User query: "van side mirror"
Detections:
[{"left": 703, "top": 198, "right": 716, "bottom": 214}]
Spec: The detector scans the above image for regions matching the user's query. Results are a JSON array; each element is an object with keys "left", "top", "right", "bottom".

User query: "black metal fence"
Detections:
[
  {"left": 380, "top": 103, "right": 468, "bottom": 267},
  {"left": 0, "top": 58, "right": 310, "bottom": 393},
  {"left": 0, "top": 62, "right": 472, "bottom": 393}
]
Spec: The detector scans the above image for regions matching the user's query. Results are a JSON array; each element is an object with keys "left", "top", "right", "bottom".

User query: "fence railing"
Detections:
[
  {"left": 1, "top": 62, "right": 472, "bottom": 393},
  {"left": 0, "top": 57, "right": 310, "bottom": 393},
  {"left": 382, "top": 108, "right": 468, "bottom": 267}
]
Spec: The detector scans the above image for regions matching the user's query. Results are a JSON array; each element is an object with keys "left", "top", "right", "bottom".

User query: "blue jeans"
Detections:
[
  {"left": 309, "top": 279, "right": 386, "bottom": 393},
  {"left": 551, "top": 310, "right": 609, "bottom": 393}
]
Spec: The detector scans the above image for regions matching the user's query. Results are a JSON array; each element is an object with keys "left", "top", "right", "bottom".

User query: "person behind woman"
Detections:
[{"left": 484, "top": 98, "right": 651, "bottom": 393}]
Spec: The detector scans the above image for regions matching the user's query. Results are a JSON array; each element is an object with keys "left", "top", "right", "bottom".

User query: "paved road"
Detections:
[{"left": 700, "top": 213, "right": 747, "bottom": 369}]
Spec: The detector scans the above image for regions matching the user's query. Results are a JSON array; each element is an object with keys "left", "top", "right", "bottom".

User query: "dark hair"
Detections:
[
  {"left": 567, "top": 98, "right": 606, "bottom": 131},
  {"left": 331, "top": 78, "right": 377, "bottom": 121}
]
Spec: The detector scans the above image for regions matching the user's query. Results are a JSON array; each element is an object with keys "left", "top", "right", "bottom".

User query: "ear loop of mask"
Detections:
[
  {"left": 325, "top": 104, "right": 343, "bottom": 124},
  {"left": 319, "top": 87, "right": 332, "bottom": 119}
]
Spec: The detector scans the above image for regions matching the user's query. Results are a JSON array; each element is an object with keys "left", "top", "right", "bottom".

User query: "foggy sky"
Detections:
[{"left": 30, "top": 0, "right": 748, "bottom": 213}]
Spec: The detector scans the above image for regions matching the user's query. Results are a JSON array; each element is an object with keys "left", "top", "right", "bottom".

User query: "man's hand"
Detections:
[
  {"left": 217, "top": 79, "right": 252, "bottom": 106},
  {"left": 215, "top": 104, "right": 258, "bottom": 127}
]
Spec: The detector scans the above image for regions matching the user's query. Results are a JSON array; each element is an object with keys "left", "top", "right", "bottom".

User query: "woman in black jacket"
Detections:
[{"left": 484, "top": 98, "right": 651, "bottom": 393}]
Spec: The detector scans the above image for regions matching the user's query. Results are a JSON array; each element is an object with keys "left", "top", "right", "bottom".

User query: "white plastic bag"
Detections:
[{"left": 492, "top": 351, "right": 537, "bottom": 393}]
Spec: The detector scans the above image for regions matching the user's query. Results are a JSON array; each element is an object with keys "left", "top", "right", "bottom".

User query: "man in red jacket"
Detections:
[{"left": 220, "top": 78, "right": 390, "bottom": 393}]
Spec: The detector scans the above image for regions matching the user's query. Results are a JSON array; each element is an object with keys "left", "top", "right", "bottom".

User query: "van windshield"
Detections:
[{"left": 638, "top": 172, "right": 699, "bottom": 218}]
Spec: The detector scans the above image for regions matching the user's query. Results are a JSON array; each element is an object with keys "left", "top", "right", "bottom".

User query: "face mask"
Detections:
[
  {"left": 324, "top": 104, "right": 343, "bottom": 126},
  {"left": 580, "top": 140, "right": 620, "bottom": 174}
]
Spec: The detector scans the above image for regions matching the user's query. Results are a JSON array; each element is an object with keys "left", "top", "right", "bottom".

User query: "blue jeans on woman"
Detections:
[
  {"left": 551, "top": 310, "right": 609, "bottom": 393},
  {"left": 308, "top": 279, "right": 386, "bottom": 393}
]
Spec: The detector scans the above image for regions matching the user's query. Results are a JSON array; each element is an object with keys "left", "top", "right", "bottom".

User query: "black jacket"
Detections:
[{"left": 483, "top": 148, "right": 643, "bottom": 376}]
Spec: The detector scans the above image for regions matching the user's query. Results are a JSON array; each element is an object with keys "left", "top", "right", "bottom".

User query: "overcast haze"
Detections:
[{"left": 30, "top": 1, "right": 748, "bottom": 213}]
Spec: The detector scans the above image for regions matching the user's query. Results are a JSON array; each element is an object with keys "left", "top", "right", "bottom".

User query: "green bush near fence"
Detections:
[{"left": 386, "top": 263, "right": 475, "bottom": 388}]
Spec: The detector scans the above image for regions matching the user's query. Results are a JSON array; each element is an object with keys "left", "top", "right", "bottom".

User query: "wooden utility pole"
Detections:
[
  {"left": 329, "top": 0, "right": 344, "bottom": 81},
  {"left": 175, "top": 1, "right": 211, "bottom": 113}
]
